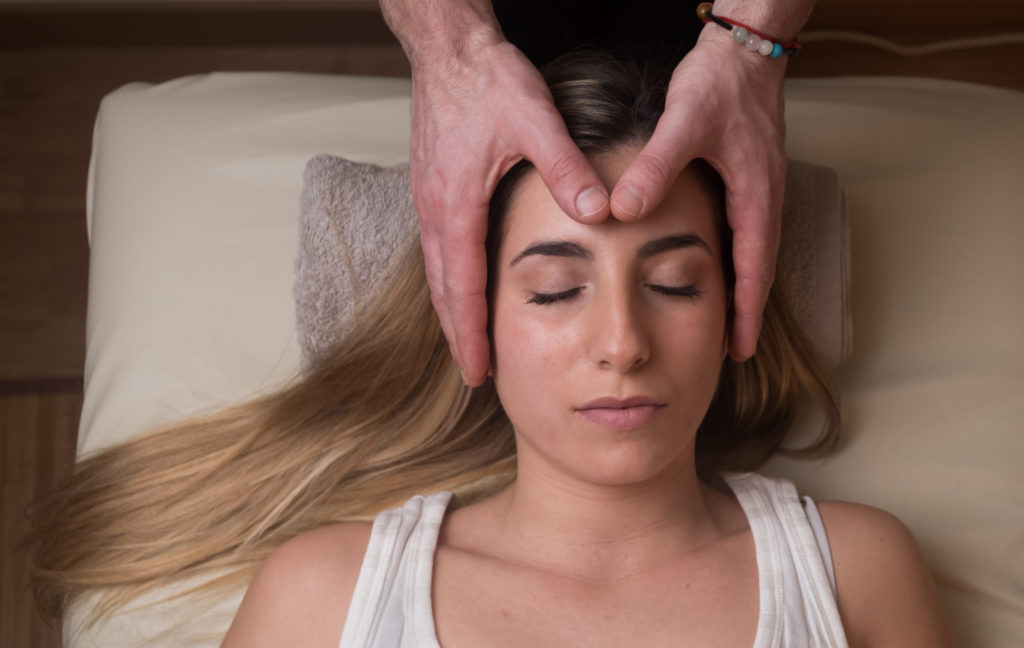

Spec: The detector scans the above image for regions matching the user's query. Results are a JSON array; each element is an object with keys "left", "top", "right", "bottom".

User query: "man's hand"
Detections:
[
  {"left": 609, "top": 25, "right": 789, "bottom": 361},
  {"left": 401, "top": 26, "right": 610, "bottom": 385}
]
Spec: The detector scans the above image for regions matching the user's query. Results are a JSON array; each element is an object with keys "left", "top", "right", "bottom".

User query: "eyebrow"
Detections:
[
  {"left": 510, "top": 240, "right": 592, "bottom": 266},
  {"left": 510, "top": 233, "right": 711, "bottom": 266},
  {"left": 636, "top": 234, "right": 712, "bottom": 258}
]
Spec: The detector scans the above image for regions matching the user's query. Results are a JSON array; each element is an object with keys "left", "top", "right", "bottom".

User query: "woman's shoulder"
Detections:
[
  {"left": 221, "top": 521, "right": 373, "bottom": 648},
  {"left": 814, "top": 500, "right": 956, "bottom": 647},
  {"left": 260, "top": 521, "right": 375, "bottom": 594}
]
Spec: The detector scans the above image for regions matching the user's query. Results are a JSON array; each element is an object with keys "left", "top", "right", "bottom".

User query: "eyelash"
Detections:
[
  {"left": 649, "top": 284, "right": 705, "bottom": 299},
  {"left": 526, "top": 284, "right": 704, "bottom": 305},
  {"left": 526, "top": 287, "right": 583, "bottom": 305}
]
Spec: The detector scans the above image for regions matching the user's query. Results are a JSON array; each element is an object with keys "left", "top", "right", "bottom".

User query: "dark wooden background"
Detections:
[{"left": 2, "top": 1, "right": 1022, "bottom": 646}]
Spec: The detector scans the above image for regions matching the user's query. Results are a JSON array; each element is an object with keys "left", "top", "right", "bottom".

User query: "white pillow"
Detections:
[
  {"left": 80, "top": 73, "right": 411, "bottom": 456},
  {"left": 766, "top": 78, "right": 1024, "bottom": 646}
]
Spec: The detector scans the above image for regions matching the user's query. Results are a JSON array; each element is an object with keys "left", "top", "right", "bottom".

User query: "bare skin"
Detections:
[
  {"left": 377, "top": 0, "right": 816, "bottom": 385},
  {"left": 220, "top": 498, "right": 954, "bottom": 647},
  {"left": 221, "top": 151, "right": 955, "bottom": 648}
]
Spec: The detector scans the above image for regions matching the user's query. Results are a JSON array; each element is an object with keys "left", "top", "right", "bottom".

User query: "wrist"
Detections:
[
  {"left": 695, "top": 22, "right": 789, "bottom": 80},
  {"left": 379, "top": 0, "right": 504, "bottom": 70},
  {"left": 706, "top": 0, "right": 815, "bottom": 43}
]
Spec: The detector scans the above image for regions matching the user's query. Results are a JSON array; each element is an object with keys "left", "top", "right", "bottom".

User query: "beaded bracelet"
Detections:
[{"left": 696, "top": 2, "right": 802, "bottom": 58}]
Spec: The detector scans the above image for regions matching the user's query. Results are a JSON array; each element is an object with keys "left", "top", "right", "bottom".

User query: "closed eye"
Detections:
[
  {"left": 647, "top": 284, "right": 704, "bottom": 299},
  {"left": 526, "top": 286, "right": 584, "bottom": 305}
]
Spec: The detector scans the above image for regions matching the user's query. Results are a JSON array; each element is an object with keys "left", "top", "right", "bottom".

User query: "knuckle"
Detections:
[
  {"left": 442, "top": 271, "right": 487, "bottom": 301},
  {"left": 543, "top": 148, "right": 585, "bottom": 186},
  {"left": 634, "top": 153, "right": 674, "bottom": 190},
  {"left": 427, "top": 285, "right": 448, "bottom": 315}
]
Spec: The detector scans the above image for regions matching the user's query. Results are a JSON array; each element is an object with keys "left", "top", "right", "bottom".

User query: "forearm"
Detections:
[
  {"left": 709, "top": 0, "right": 816, "bottom": 41},
  {"left": 378, "top": 0, "right": 505, "bottom": 67}
]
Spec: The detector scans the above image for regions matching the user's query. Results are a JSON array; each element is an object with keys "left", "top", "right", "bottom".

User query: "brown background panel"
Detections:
[{"left": 0, "top": 5, "right": 395, "bottom": 48}]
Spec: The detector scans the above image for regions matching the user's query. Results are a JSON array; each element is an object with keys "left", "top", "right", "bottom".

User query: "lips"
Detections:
[{"left": 575, "top": 396, "right": 666, "bottom": 430}]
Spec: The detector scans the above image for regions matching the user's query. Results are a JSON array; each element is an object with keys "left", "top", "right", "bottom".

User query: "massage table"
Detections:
[{"left": 74, "top": 71, "right": 1023, "bottom": 646}]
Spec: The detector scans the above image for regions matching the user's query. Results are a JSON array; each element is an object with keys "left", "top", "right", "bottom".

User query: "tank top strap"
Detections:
[
  {"left": 801, "top": 495, "right": 837, "bottom": 592},
  {"left": 339, "top": 492, "right": 452, "bottom": 648},
  {"left": 722, "top": 472, "right": 849, "bottom": 648}
]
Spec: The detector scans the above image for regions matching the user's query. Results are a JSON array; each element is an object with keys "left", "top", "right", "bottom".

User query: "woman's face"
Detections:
[{"left": 490, "top": 149, "right": 729, "bottom": 486}]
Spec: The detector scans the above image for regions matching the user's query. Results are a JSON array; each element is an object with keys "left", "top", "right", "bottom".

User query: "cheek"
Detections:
[
  {"left": 688, "top": 312, "right": 728, "bottom": 379},
  {"left": 657, "top": 291, "right": 729, "bottom": 388},
  {"left": 491, "top": 299, "right": 579, "bottom": 416}
]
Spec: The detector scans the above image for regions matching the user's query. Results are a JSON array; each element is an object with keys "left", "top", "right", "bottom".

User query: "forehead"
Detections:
[{"left": 500, "top": 153, "right": 721, "bottom": 259}]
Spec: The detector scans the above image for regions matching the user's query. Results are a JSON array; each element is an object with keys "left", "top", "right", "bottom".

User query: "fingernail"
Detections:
[
  {"left": 611, "top": 186, "right": 643, "bottom": 219},
  {"left": 575, "top": 187, "right": 608, "bottom": 220},
  {"left": 460, "top": 369, "right": 471, "bottom": 387}
]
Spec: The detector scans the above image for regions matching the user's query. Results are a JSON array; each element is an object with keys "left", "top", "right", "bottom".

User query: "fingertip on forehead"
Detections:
[{"left": 498, "top": 149, "right": 723, "bottom": 252}]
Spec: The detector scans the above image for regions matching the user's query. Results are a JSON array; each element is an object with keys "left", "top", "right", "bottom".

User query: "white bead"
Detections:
[
  {"left": 758, "top": 39, "right": 774, "bottom": 55},
  {"left": 746, "top": 34, "right": 761, "bottom": 51},
  {"left": 732, "top": 27, "right": 748, "bottom": 44}
]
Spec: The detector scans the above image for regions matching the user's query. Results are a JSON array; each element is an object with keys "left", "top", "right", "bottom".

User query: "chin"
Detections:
[
  {"left": 508, "top": 410, "right": 698, "bottom": 487},
  {"left": 557, "top": 439, "right": 693, "bottom": 487}
]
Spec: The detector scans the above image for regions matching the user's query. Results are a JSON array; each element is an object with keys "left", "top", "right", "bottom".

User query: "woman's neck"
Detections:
[{"left": 454, "top": 449, "right": 745, "bottom": 584}]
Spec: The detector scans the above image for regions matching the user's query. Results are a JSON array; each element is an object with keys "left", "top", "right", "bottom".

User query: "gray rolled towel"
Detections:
[
  {"left": 295, "top": 155, "right": 851, "bottom": 369},
  {"left": 776, "top": 160, "right": 853, "bottom": 367},
  {"left": 295, "top": 156, "right": 417, "bottom": 367}
]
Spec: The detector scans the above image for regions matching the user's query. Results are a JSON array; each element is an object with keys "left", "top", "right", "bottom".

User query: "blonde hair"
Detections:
[{"left": 30, "top": 51, "right": 838, "bottom": 628}]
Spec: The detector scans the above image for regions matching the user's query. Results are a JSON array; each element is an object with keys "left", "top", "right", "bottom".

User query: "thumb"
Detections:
[
  {"left": 610, "top": 116, "right": 697, "bottom": 221},
  {"left": 521, "top": 113, "right": 609, "bottom": 223}
]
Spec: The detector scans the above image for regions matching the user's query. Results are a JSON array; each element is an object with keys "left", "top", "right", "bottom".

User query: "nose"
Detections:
[{"left": 587, "top": 286, "right": 651, "bottom": 373}]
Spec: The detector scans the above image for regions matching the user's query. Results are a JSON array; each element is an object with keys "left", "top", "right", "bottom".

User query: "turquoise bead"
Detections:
[{"left": 771, "top": 42, "right": 784, "bottom": 58}]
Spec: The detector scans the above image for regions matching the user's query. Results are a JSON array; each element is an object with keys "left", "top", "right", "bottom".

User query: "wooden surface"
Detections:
[
  {"left": 1, "top": 392, "right": 81, "bottom": 648},
  {"left": 795, "top": 0, "right": 1024, "bottom": 90},
  {"left": 1, "top": 2, "right": 1021, "bottom": 647},
  {"left": 0, "top": 4, "right": 394, "bottom": 48},
  {"left": 788, "top": 41, "right": 1024, "bottom": 92}
]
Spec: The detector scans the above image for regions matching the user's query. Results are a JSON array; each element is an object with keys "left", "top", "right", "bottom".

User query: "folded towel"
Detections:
[
  {"left": 295, "top": 155, "right": 851, "bottom": 369},
  {"left": 295, "top": 156, "right": 416, "bottom": 366},
  {"left": 777, "top": 160, "right": 853, "bottom": 367}
]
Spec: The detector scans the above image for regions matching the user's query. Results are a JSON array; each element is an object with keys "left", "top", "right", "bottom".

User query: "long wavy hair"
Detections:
[{"left": 29, "top": 51, "right": 838, "bottom": 629}]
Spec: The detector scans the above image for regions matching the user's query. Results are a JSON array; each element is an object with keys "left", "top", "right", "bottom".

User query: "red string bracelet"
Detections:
[{"left": 696, "top": 2, "right": 802, "bottom": 58}]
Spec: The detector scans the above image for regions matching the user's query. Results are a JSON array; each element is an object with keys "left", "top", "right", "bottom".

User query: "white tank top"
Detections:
[{"left": 339, "top": 472, "right": 849, "bottom": 647}]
